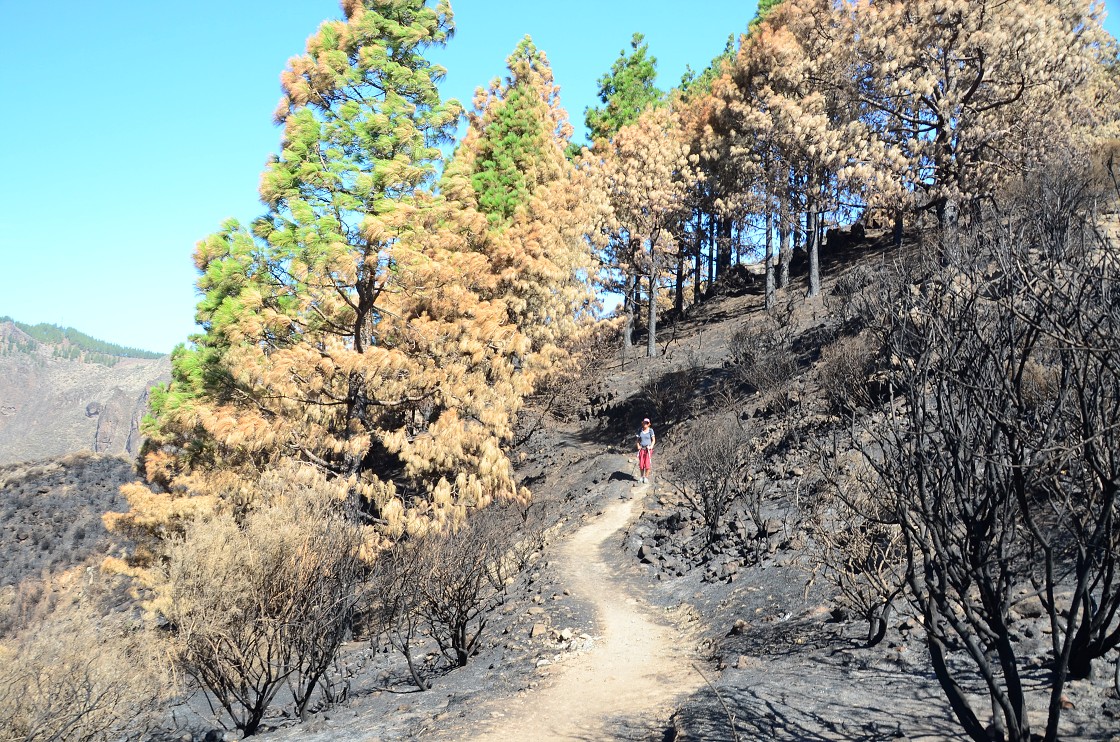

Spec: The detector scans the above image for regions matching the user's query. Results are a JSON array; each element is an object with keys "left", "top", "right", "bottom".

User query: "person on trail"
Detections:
[{"left": 636, "top": 418, "right": 656, "bottom": 483}]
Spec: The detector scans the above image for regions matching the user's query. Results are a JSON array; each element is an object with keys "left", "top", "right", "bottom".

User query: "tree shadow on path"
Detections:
[
  {"left": 607, "top": 470, "right": 638, "bottom": 483},
  {"left": 664, "top": 644, "right": 961, "bottom": 742}
]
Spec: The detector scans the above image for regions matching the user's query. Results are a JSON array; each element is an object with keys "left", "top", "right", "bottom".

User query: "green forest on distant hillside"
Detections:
[{"left": 0, "top": 316, "right": 164, "bottom": 364}]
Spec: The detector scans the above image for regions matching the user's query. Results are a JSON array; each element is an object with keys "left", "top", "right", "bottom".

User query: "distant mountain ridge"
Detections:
[
  {"left": 0, "top": 316, "right": 164, "bottom": 366},
  {"left": 0, "top": 318, "right": 171, "bottom": 465}
]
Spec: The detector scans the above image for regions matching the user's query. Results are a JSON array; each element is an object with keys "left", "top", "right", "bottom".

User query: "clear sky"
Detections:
[{"left": 1, "top": 1, "right": 1118, "bottom": 354}]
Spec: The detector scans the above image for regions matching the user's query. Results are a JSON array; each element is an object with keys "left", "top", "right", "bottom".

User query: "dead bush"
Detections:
[
  {"left": 163, "top": 463, "right": 366, "bottom": 735},
  {"left": 817, "top": 334, "right": 878, "bottom": 414},
  {"left": 806, "top": 448, "right": 906, "bottom": 648},
  {"left": 1019, "top": 356, "right": 1060, "bottom": 414},
  {"left": 729, "top": 313, "right": 798, "bottom": 395},
  {"left": 638, "top": 363, "right": 701, "bottom": 425},
  {"left": 826, "top": 263, "right": 878, "bottom": 328},
  {"left": 417, "top": 511, "right": 514, "bottom": 668},
  {"left": 367, "top": 539, "right": 433, "bottom": 690},
  {"left": 367, "top": 501, "right": 544, "bottom": 687},
  {"left": 0, "top": 607, "right": 169, "bottom": 742},
  {"left": 665, "top": 419, "right": 750, "bottom": 548},
  {"left": 840, "top": 162, "right": 1120, "bottom": 741}
]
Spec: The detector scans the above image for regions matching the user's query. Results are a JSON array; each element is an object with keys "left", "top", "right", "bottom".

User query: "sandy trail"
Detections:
[{"left": 468, "top": 484, "right": 702, "bottom": 741}]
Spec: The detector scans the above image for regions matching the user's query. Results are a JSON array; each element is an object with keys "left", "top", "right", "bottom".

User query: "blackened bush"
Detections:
[
  {"left": 163, "top": 463, "right": 366, "bottom": 734},
  {"left": 665, "top": 419, "right": 750, "bottom": 548},
  {"left": 818, "top": 334, "right": 878, "bottom": 414},
  {"left": 730, "top": 315, "right": 798, "bottom": 394},
  {"left": 638, "top": 365, "right": 700, "bottom": 425},
  {"left": 827, "top": 263, "right": 878, "bottom": 329},
  {"left": 367, "top": 501, "right": 544, "bottom": 688}
]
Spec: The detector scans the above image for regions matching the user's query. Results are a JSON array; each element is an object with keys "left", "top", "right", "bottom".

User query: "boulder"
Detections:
[{"left": 1012, "top": 595, "right": 1045, "bottom": 619}]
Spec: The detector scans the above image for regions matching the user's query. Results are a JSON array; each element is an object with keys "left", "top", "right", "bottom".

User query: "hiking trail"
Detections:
[{"left": 463, "top": 477, "right": 704, "bottom": 741}]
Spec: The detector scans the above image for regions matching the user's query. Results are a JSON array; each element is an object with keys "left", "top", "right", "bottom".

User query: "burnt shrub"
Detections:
[
  {"left": 818, "top": 334, "right": 878, "bottom": 415},
  {"left": 729, "top": 314, "right": 798, "bottom": 395}
]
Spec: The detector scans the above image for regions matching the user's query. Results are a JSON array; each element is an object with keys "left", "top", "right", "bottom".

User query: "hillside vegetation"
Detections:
[
  {"left": 2, "top": 1, "right": 1118, "bottom": 741},
  {"left": 0, "top": 317, "right": 163, "bottom": 366}
]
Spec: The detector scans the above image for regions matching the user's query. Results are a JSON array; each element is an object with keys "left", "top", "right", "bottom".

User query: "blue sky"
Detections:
[{"left": 1, "top": 1, "right": 1118, "bottom": 353}]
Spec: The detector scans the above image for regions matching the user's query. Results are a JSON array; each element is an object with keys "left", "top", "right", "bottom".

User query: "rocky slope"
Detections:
[
  {"left": 0, "top": 321, "right": 170, "bottom": 465},
  {"left": 0, "top": 453, "right": 136, "bottom": 587}
]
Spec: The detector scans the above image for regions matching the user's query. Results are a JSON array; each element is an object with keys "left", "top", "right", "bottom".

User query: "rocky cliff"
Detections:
[{"left": 0, "top": 322, "right": 170, "bottom": 465}]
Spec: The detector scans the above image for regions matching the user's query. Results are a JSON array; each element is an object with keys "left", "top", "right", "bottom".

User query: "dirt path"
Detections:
[{"left": 466, "top": 483, "right": 703, "bottom": 741}]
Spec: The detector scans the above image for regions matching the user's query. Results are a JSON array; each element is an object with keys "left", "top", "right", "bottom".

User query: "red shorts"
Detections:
[{"left": 638, "top": 447, "right": 652, "bottom": 471}]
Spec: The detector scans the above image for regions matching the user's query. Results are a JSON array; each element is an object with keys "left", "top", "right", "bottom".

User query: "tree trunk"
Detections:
[
  {"left": 717, "top": 215, "right": 733, "bottom": 276},
  {"left": 400, "top": 642, "right": 430, "bottom": 691},
  {"left": 927, "top": 624, "right": 989, "bottom": 742},
  {"left": 993, "top": 625, "right": 1030, "bottom": 742},
  {"left": 765, "top": 206, "right": 776, "bottom": 309},
  {"left": 693, "top": 212, "right": 703, "bottom": 306},
  {"left": 623, "top": 272, "right": 636, "bottom": 348},
  {"left": 779, "top": 193, "right": 791, "bottom": 289},
  {"left": 456, "top": 622, "right": 469, "bottom": 667},
  {"left": 674, "top": 239, "right": 685, "bottom": 317},
  {"left": 647, "top": 265, "right": 658, "bottom": 358},
  {"left": 807, "top": 204, "right": 820, "bottom": 298},
  {"left": 792, "top": 203, "right": 801, "bottom": 261},
  {"left": 866, "top": 600, "right": 892, "bottom": 648},
  {"left": 707, "top": 214, "right": 716, "bottom": 288},
  {"left": 937, "top": 197, "right": 960, "bottom": 263}
]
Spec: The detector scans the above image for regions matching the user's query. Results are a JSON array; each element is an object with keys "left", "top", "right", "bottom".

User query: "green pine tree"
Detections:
[
  {"left": 677, "top": 35, "right": 737, "bottom": 101},
  {"left": 453, "top": 37, "right": 572, "bottom": 225},
  {"left": 145, "top": 0, "right": 462, "bottom": 481},
  {"left": 749, "top": 0, "right": 784, "bottom": 31},
  {"left": 583, "top": 32, "right": 664, "bottom": 146},
  {"left": 120, "top": 0, "right": 581, "bottom": 556}
]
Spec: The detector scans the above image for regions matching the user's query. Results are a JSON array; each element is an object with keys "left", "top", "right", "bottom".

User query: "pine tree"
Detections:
[
  {"left": 749, "top": 0, "right": 785, "bottom": 31},
  {"left": 584, "top": 33, "right": 665, "bottom": 146},
  {"left": 457, "top": 37, "right": 567, "bottom": 225},
  {"left": 842, "top": 0, "right": 1115, "bottom": 226},
  {"left": 675, "top": 34, "right": 743, "bottom": 306},
  {"left": 441, "top": 36, "right": 596, "bottom": 364},
  {"left": 588, "top": 107, "right": 691, "bottom": 358}
]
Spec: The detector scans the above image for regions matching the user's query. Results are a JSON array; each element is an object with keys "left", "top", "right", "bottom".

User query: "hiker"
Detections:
[{"left": 636, "top": 417, "right": 656, "bottom": 483}]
